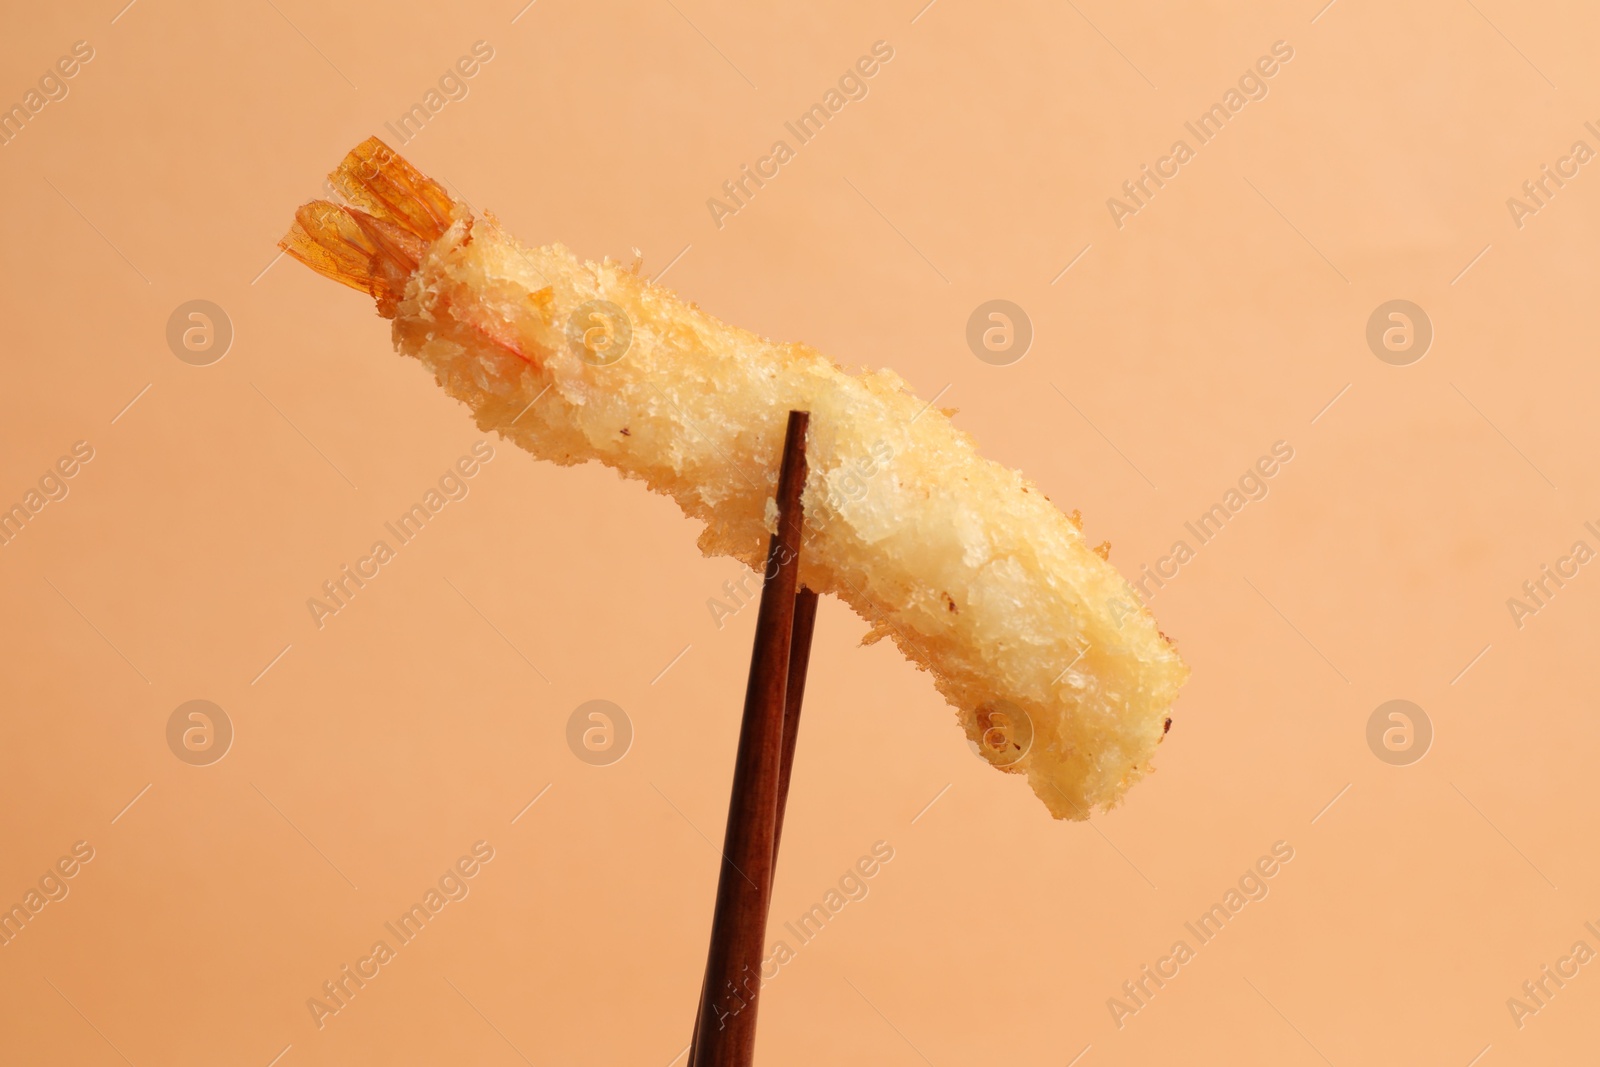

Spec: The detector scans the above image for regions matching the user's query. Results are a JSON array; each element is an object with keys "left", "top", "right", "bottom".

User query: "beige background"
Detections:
[{"left": 2, "top": 0, "right": 1598, "bottom": 1063}]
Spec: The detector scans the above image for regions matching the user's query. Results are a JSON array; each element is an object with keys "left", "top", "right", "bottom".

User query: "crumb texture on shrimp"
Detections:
[{"left": 282, "top": 139, "right": 1189, "bottom": 820}]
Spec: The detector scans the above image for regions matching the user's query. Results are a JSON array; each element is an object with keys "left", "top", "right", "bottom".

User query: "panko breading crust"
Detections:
[{"left": 282, "top": 138, "right": 1188, "bottom": 819}]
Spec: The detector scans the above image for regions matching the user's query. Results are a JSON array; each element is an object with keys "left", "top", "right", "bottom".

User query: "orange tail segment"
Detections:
[{"left": 279, "top": 137, "right": 460, "bottom": 317}]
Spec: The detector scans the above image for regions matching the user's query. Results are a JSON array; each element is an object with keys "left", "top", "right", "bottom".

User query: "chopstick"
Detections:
[
  {"left": 688, "top": 410, "right": 812, "bottom": 1067},
  {"left": 773, "top": 587, "right": 818, "bottom": 863},
  {"left": 686, "top": 588, "right": 817, "bottom": 1063}
]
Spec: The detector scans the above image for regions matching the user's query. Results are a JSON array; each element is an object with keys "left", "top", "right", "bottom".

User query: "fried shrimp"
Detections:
[{"left": 281, "top": 138, "right": 1187, "bottom": 819}]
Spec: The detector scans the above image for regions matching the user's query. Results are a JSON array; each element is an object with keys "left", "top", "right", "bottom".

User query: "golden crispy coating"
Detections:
[{"left": 282, "top": 138, "right": 1188, "bottom": 819}]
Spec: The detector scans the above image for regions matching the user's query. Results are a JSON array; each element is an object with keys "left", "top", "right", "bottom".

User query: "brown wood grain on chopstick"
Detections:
[
  {"left": 689, "top": 410, "right": 810, "bottom": 1067},
  {"left": 773, "top": 586, "right": 818, "bottom": 865}
]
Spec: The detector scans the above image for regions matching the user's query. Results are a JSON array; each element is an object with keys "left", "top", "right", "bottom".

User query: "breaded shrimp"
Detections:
[{"left": 280, "top": 138, "right": 1187, "bottom": 819}]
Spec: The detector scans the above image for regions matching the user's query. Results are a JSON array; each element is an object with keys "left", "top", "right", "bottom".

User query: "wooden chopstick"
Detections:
[
  {"left": 687, "top": 587, "right": 817, "bottom": 1063},
  {"left": 688, "top": 410, "right": 811, "bottom": 1067},
  {"left": 773, "top": 586, "right": 818, "bottom": 863}
]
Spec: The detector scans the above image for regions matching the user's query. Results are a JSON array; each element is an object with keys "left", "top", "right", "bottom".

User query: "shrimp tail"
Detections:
[{"left": 278, "top": 136, "right": 460, "bottom": 317}]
